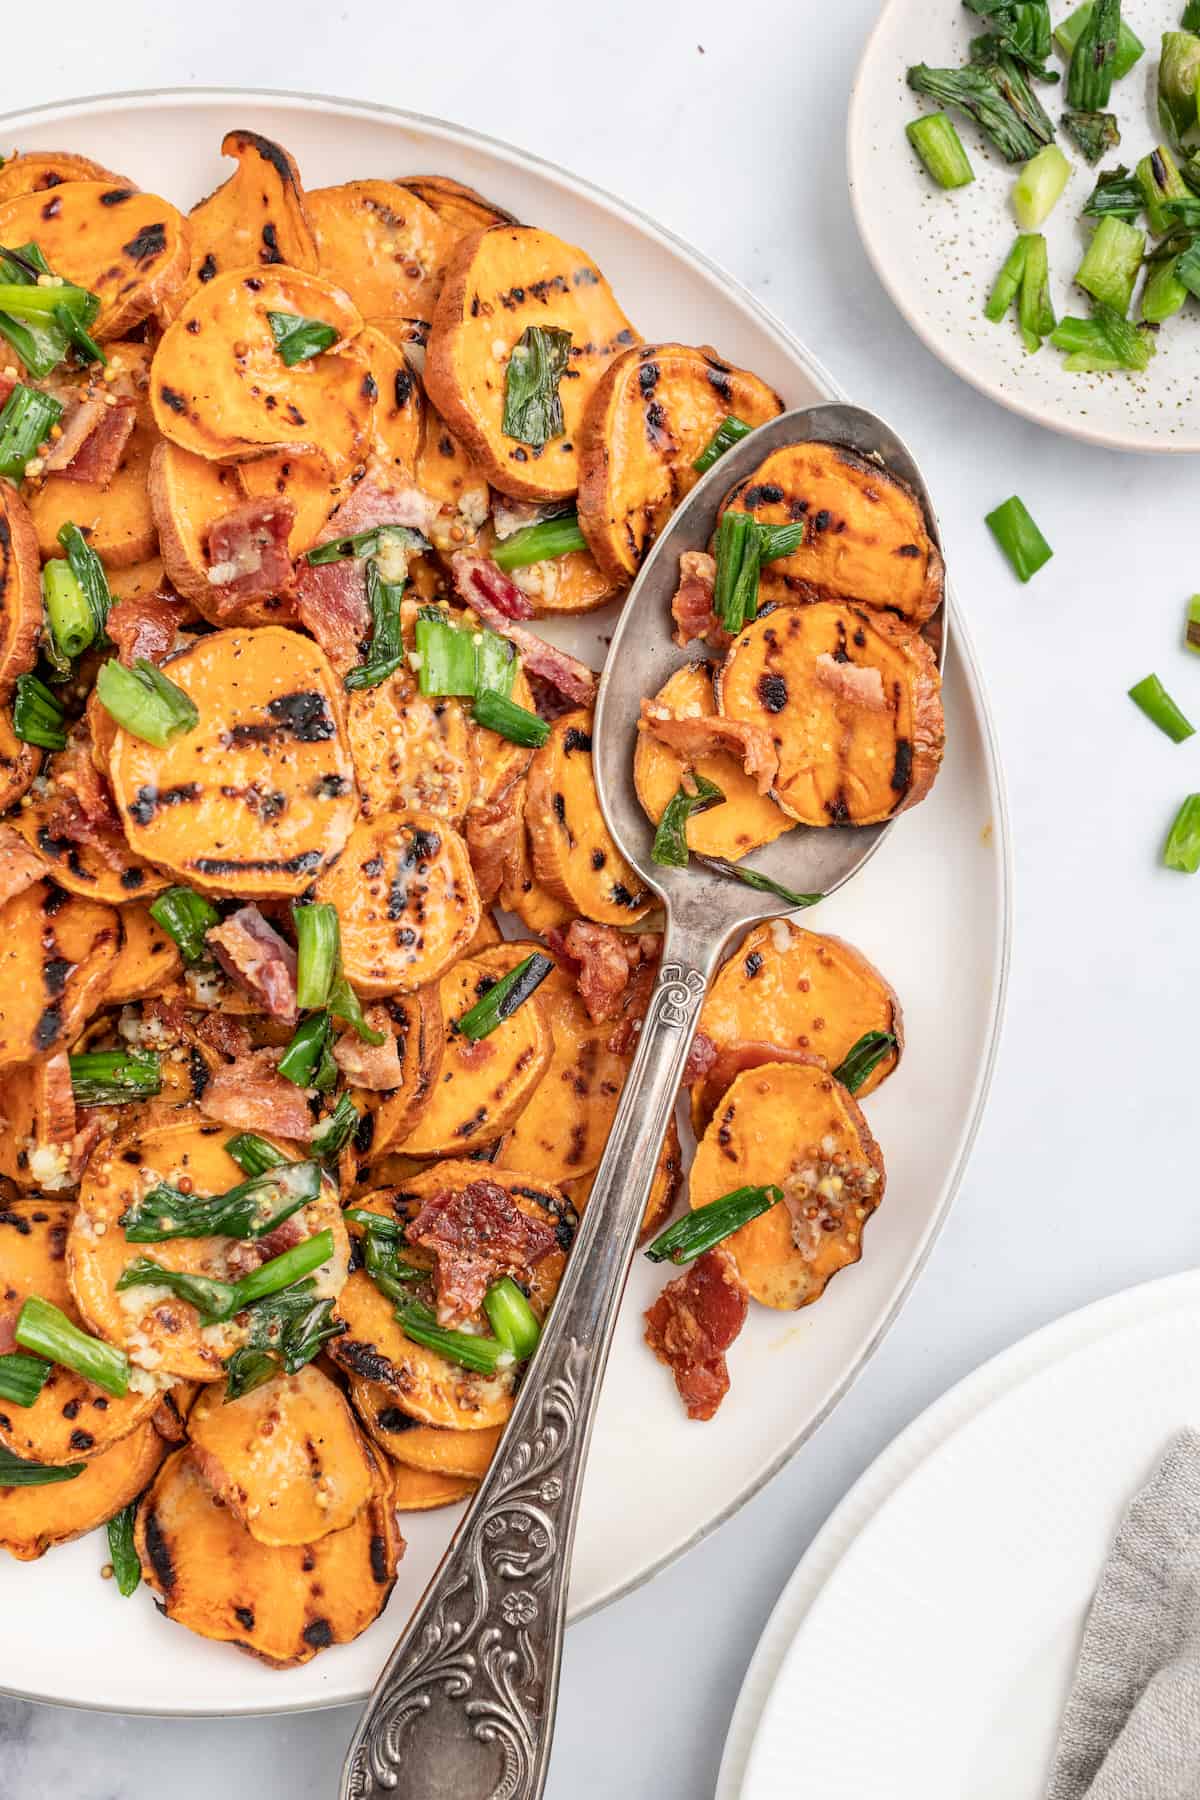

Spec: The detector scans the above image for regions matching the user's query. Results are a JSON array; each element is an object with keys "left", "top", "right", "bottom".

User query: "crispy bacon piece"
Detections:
[
  {"left": 0, "top": 823, "right": 47, "bottom": 905},
  {"left": 407, "top": 1180, "right": 559, "bottom": 1327},
  {"left": 224, "top": 1210, "right": 311, "bottom": 1279},
  {"left": 206, "top": 906, "right": 299, "bottom": 1024},
  {"left": 205, "top": 498, "right": 296, "bottom": 616},
  {"left": 192, "top": 1012, "right": 253, "bottom": 1061},
  {"left": 464, "top": 790, "right": 524, "bottom": 906},
  {"left": 69, "top": 1114, "right": 105, "bottom": 1182},
  {"left": 295, "top": 472, "right": 439, "bottom": 668},
  {"left": 549, "top": 920, "right": 662, "bottom": 1026},
  {"left": 197, "top": 1047, "right": 311, "bottom": 1139},
  {"left": 46, "top": 737, "right": 130, "bottom": 871},
  {"left": 39, "top": 1053, "right": 78, "bottom": 1148},
  {"left": 451, "top": 553, "right": 598, "bottom": 707},
  {"left": 42, "top": 397, "right": 108, "bottom": 474},
  {"left": 106, "top": 590, "right": 195, "bottom": 666},
  {"left": 670, "top": 550, "right": 731, "bottom": 652},
  {"left": 55, "top": 397, "right": 137, "bottom": 486},
  {"left": 814, "top": 652, "right": 887, "bottom": 710},
  {"left": 639, "top": 700, "right": 779, "bottom": 797},
  {"left": 333, "top": 1009, "right": 404, "bottom": 1089},
  {"left": 644, "top": 1246, "right": 749, "bottom": 1421}
]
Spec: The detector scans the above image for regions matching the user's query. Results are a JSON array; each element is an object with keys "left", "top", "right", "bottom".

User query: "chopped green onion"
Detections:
[
  {"left": 343, "top": 559, "right": 406, "bottom": 694},
  {"left": 107, "top": 1503, "right": 141, "bottom": 1596},
  {"left": 1066, "top": 0, "right": 1121, "bottom": 109},
  {"left": 119, "top": 1162, "right": 321, "bottom": 1243},
  {"left": 1159, "top": 31, "right": 1200, "bottom": 147},
  {"left": 42, "top": 557, "right": 93, "bottom": 660},
  {"left": 69, "top": 1049, "right": 162, "bottom": 1106},
  {"left": 293, "top": 901, "right": 338, "bottom": 1011},
  {"left": 985, "top": 495, "right": 1052, "bottom": 581},
  {"left": 225, "top": 1132, "right": 290, "bottom": 1177},
  {"left": 15, "top": 1296, "right": 129, "bottom": 1398},
  {"left": 491, "top": 513, "right": 588, "bottom": 571},
  {"left": 0, "top": 383, "right": 63, "bottom": 480},
  {"left": 1137, "top": 145, "right": 1189, "bottom": 235},
  {"left": 984, "top": 235, "right": 1030, "bottom": 322},
  {"left": 361, "top": 1225, "right": 423, "bottom": 1306},
  {"left": 1141, "top": 254, "right": 1190, "bottom": 323},
  {"left": 96, "top": 657, "right": 198, "bottom": 747},
  {"left": 117, "top": 1228, "right": 335, "bottom": 1324},
  {"left": 1128, "top": 674, "right": 1195, "bottom": 742},
  {"left": 0, "top": 1446, "right": 84, "bottom": 1487},
  {"left": 0, "top": 280, "right": 98, "bottom": 321},
  {"left": 267, "top": 310, "right": 338, "bottom": 366},
  {"left": 1050, "top": 304, "right": 1155, "bottom": 370},
  {"left": 1185, "top": 597, "right": 1200, "bottom": 654},
  {"left": 1186, "top": 0, "right": 1200, "bottom": 30},
  {"left": 1054, "top": 3, "right": 1144, "bottom": 79},
  {"left": 906, "top": 112, "right": 976, "bottom": 189},
  {"left": 1163, "top": 795, "right": 1200, "bottom": 871},
  {"left": 832, "top": 1030, "right": 899, "bottom": 1094},
  {"left": 651, "top": 775, "right": 725, "bottom": 869},
  {"left": 1082, "top": 164, "right": 1142, "bottom": 218},
  {"left": 483, "top": 1277, "right": 541, "bottom": 1359},
  {"left": 646, "top": 1184, "right": 784, "bottom": 1265},
  {"left": 1075, "top": 215, "right": 1145, "bottom": 313},
  {"left": 1173, "top": 237, "right": 1200, "bottom": 300},
  {"left": 277, "top": 1011, "right": 333, "bottom": 1087},
  {"left": 343, "top": 1207, "right": 406, "bottom": 1238},
  {"left": 1013, "top": 144, "right": 1071, "bottom": 227},
  {"left": 1159, "top": 197, "right": 1200, "bottom": 227},
  {"left": 0, "top": 1351, "right": 52, "bottom": 1407},
  {"left": 757, "top": 521, "right": 805, "bottom": 562},
  {"left": 311, "top": 1094, "right": 359, "bottom": 1160},
  {"left": 455, "top": 951, "right": 554, "bottom": 1041},
  {"left": 222, "top": 1281, "right": 344, "bottom": 1400},
  {"left": 695, "top": 855, "right": 822, "bottom": 908},
  {"left": 471, "top": 688, "right": 548, "bottom": 747},
  {"left": 12, "top": 671, "right": 67, "bottom": 750},
  {"left": 148, "top": 885, "right": 220, "bottom": 965},
  {"left": 305, "top": 524, "right": 429, "bottom": 566},
  {"left": 396, "top": 1301, "right": 511, "bottom": 1374},
  {"left": 1017, "top": 233, "right": 1055, "bottom": 350},
  {"left": 414, "top": 609, "right": 480, "bottom": 697},
  {"left": 328, "top": 954, "right": 385, "bottom": 1046},
  {"left": 1060, "top": 110, "right": 1120, "bottom": 164},
  {"left": 692, "top": 415, "right": 753, "bottom": 475},
  {"left": 58, "top": 521, "right": 112, "bottom": 643},
  {"left": 966, "top": 0, "right": 1056, "bottom": 78},
  {"left": 475, "top": 627, "right": 517, "bottom": 700},
  {"left": 713, "top": 510, "right": 760, "bottom": 634},
  {"left": 907, "top": 62, "right": 1046, "bottom": 164},
  {"left": 0, "top": 244, "right": 74, "bottom": 377},
  {"left": 501, "top": 324, "right": 572, "bottom": 448}
]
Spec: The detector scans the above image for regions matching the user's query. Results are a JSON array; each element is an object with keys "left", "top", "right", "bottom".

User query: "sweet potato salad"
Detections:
[{"left": 0, "top": 129, "right": 941, "bottom": 1665}]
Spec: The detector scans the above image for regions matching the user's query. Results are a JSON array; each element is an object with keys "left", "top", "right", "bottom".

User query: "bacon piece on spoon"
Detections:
[{"left": 638, "top": 700, "right": 779, "bottom": 796}]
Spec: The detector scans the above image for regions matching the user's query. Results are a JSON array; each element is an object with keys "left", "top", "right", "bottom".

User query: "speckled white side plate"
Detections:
[
  {"left": 0, "top": 89, "right": 1009, "bottom": 1716},
  {"left": 849, "top": 1, "right": 1198, "bottom": 451},
  {"left": 728, "top": 1270, "right": 1200, "bottom": 1799}
]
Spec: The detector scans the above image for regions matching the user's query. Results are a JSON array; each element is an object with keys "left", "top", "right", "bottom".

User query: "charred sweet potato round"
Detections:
[
  {"left": 398, "top": 175, "right": 518, "bottom": 236},
  {"left": 0, "top": 152, "right": 129, "bottom": 204},
  {"left": 526, "top": 710, "right": 651, "bottom": 924},
  {"left": 312, "top": 811, "right": 480, "bottom": 995},
  {"left": 70, "top": 1120, "right": 350, "bottom": 1381},
  {"left": 0, "top": 183, "right": 190, "bottom": 338},
  {"left": 716, "top": 601, "right": 944, "bottom": 826},
  {"left": 347, "top": 1379, "right": 502, "bottom": 1476},
  {"left": 390, "top": 1463, "right": 476, "bottom": 1510},
  {"left": 149, "top": 439, "right": 257, "bottom": 613},
  {"left": 308, "top": 180, "right": 457, "bottom": 328},
  {"left": 361, "top": 323, "right": 423, "bottom": 477},
  {"left": 1, "top": 1415, "right": 167, "bottom": 1561},
  {"left": 720, "top": 441, "right": 944, "bottom": 626},
  {"left": 0, "top": 483, "right": 42, "bottom": 701},
  {"left": 10, "top": 746, "right": 170, "bottom": 905},
  {"left": 690, "top": 1059, "right": 885, "bottom": 1310},
  {"left": 108, "top": 625, "right": 358, "bottom": 898},
  {"left": 345, "top": 672, "right": 474, "bottom": 823},
  {"left": 425, "top": 225, "right": 638, "bottom": 501},
  {"left": 347, "top": 985, "right": 445, "bottom": 1161},
  {"left": 635, "top": 663, "right": 792, "bottom": 861},
  {"left": 135, "top": 1444, "right": 401, "bottom": 1664},
  {"left": 176, "top": 129, "right": 320, "bottom": 313},
  {"left": 0, "top": 880, "right": 118, "bottom": 1067},
  {"left": 188, "top": 1364, "right": 377, "bottom": 1546},
  {"left": 562, "top": 1114, "right": 682, "bottom": 1242},
  {"left": 103, "top": 899, "right": 184, "bottom": 1004},
  {"left": 414, "top": 395, "right": 490, "bottom": 535},
  {"left": 150, "top": 268, "right": 371, "bottom": 477},
  {"left": 578, "top": 342, "right": 782, "bottom": 581}
]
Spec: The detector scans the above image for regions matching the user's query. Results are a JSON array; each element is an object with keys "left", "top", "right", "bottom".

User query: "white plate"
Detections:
[
  {"left": 0, "top": 88, "right": 1010, "bottom": 1717},
  {"left": 734, "top": 1269, "right": 1200, "bottom": 1800},
  {"left": 849, "top": 1, "right": 1198, "bottom": 452}
]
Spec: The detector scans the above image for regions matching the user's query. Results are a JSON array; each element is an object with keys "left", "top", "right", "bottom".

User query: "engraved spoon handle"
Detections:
[{"left": 340, "top": 925, "right": 720, "bottom": 1800}]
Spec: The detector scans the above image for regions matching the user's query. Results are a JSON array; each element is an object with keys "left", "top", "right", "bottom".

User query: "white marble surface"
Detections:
[{"left": 2, "top": 1, "right": 1198, "bottom": 1795}]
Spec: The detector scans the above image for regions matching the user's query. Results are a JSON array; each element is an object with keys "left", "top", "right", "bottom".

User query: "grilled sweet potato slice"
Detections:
[
  {"left": 29, "top": 343, "right": 160, "bottom": 569},
  {"left": 1, "top": 1416, "right": 167, "bottom": 1561},
  {"left": 0, "top": 1200, "right": 162, "bottom": 1465},
  {"left": 361, "top": 323, "right": 423, "bottom": 477},
  {"left": 312, "top": 811, "right": 480, "bottom": 996},
  {"left": 106, "top": 557, "right": 166, "bottom": 604},
  {"left": 0, "top": 183, "right": 189, "bottom": 338},
  {"left": 135, "top": 1444, "right": 400, "bottom": 1665},
  {"left": 578, "top": 343, "right": 782, "bottom": 581},
  {"left": 177, "top": 129, "right": 319, "bottom": 312},
  {"left": 720, "top": 441, "right": 944, "bottom": 626},
  {"left": 425, "top": 225, "right": 638, "bottom": 501},
  {"left": 70, "top": 1119, "right": 350, "bottom": 1381},
  {"left": 11, "top": 742, "right": 170, "bottom": 905},
  {"left": 347, "top": 987, "right": 445, "bottom": 1160},
  {"left": 468, "top": 664, "right": 536, "bottom": 814},
  {"left": 0, "top": 706, "right": 41, "bottom": 811},
  {"left": 108, "top": 625, "right": 358, "bottom": 898},
  {"left": 0, "top": 152, "right": 129, "bottom": 204},
  {"left": 693, "top": 920, "right": 902, "bottom": 1122},
  {"left": 415, "top": 395, "right": 491, "bottom": 541},
  {"left": 104, "top": 900, "right": 185, "bottom": 1004},
  {"left": 716, "top": 601, "right": 944, "bottom": 826},
  {"left": 347, "top": 1379, "right": 502, "bottom": 1476},
  {"left": 0, "top": 881, "right": 118, "bottom": 1066},
  {"left": 399, "top": 175, "right": 518, "bottom": 235},
  {"left": 526, "top": 710, "right": 651, "bottom": 924},
  {"left": 188, "top": 1364, "right": 377, "bottom": 1546},
  {"left": 308, "top": 180, "right": 457, "bottom": 328},
  {"left": 690, "top": 1060, "right": 885, "bottom": 1310},
  {"left": 402, "top": 956, "right": 553, "bottom": 1154},
  {"left": 0, "top": 483, "right": 41, "bottom": 700},
  {"left": 390, "top": 1463, "right": 476, "bottom": 1510},
  {"left": 562, "top": 1115, "right": 682, "bottom": 1241},
  {"left": 345, "top": 673, "right": 474, "bottom": 823},
  {"left": 150, "top": 269, "right": 371, "bottom": 477},
  {"left": 635, "top": 663, "right": 792, "bottom": 861}
]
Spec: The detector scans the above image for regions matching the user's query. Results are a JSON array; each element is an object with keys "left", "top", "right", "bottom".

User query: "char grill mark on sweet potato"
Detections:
[
  {"left": 347, "top": 1378, "right": 503, "bottom": 1476},
  {"left": 398, "top": 175, "right": 519, "bottom": 237},
  {"left": 720, "top": 441, "right": 944, "bottom": 625},
  {"left": 0, "top": 183, "right": 189, "bottom": 339},
  {"left": 525, "top": 710, "right": 650, "bottom": 925},
  {"left": 0, "top": 153, "right": 131, "bottom": 205},
  {"left": 0, "top": 881, "right": 118, "bottom": 1067},
  {"left": 174, "top": 129, "right": 319, "bottom": 315},
  {"left": 347, "top": 985, "right": 445, "bottom": 1159},
  {"left": 0, "top": 486, "right": 42, "bottom": 702}
]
